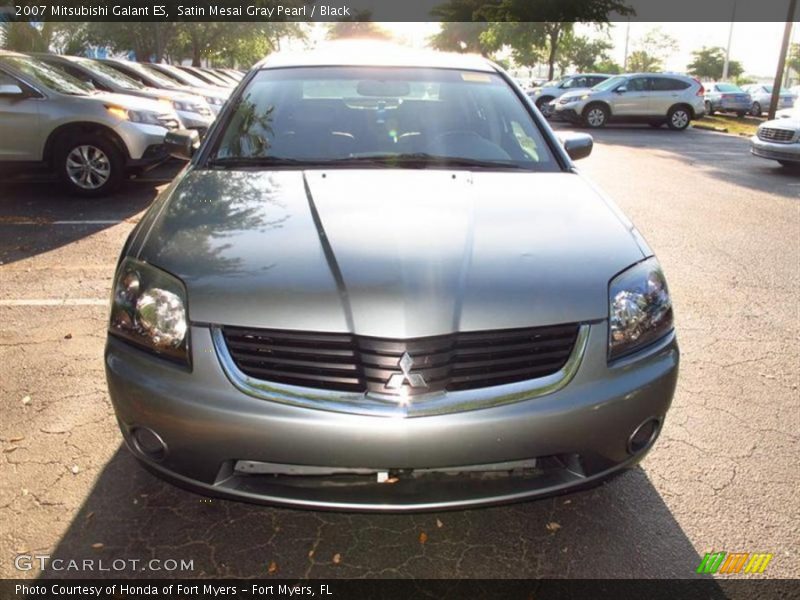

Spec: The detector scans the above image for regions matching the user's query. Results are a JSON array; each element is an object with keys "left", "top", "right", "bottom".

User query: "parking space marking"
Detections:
[{"left": 0, "top": 298, "right": 107, "bottom": 306}]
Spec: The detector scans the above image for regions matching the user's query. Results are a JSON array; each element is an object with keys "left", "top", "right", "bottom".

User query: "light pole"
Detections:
[
  {"left": 722, "top": 0, "right": 737, "bottom": 80},
  {"left": 622, "top": 18, "right": 631, "bottom": 72},
  {"left": 768, "top": 0, "right": 797, "bottom": 119}
]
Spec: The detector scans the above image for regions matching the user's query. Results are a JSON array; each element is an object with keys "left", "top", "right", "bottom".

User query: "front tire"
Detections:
[
  {"left": 704, "top": 101, "right": 715, "bottom": 116},
  {"left": 667, "top": 106, "right": 691, "bottom": 130},
  {"left": 582, "top": 103, "right": 609, "bottom": 129},
  {"left": 536, "top": 96, "right": 554, "bottom": 118},
  {"left": 751, "top": 102, "right": 761, "bottom": 117},
  {"left": 55, "top": 134, "right": 124, "bottom": 197}
]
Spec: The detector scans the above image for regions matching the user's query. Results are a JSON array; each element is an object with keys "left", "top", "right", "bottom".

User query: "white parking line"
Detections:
[{"left": 0, "top": 298, "right": 107, "bottom": 306}]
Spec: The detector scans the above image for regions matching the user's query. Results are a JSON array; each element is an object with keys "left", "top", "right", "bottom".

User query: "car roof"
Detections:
[{"left": 255, "top": 41, "right": 496, "bottom": 73}]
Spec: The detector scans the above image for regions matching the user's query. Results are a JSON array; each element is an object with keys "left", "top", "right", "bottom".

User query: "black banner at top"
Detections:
[{"left": 1, "top": 0, "right": 798, "bottom": 22}]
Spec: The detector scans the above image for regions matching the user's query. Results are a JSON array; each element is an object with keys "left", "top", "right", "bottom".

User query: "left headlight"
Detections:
[
  {"left": 204, "top": 95, "right": 224, "bottom": 106},
  {"left": 608, "top": 257, "right": 673, "bottom": 360},
  {"left": 106, "top": 105, "right": 165, "bottom": 126},
  {"left": 109, "top": 258, "right": 189, "bottom": 365}
]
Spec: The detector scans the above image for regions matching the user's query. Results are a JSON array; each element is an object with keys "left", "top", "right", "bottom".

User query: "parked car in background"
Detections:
[
  {"left": 105, "top": 43, "right": 678, "bottom": 511},
  {"left": 0, "top": 51, "right": 180, "bottom": 196},
  {"left": 180, "top": 65, "right": 238, "bottom": 88},
  {"left": 32, "top": 54, "right": 214, "bottom": 134},
  {"left": 527, "top": 73, "right": 613, "bottom": 116},
  {"left": 554, "top": 73, "right": 705, "bottom": 130},
  {"left": 145, "top": 62, "right": 231, "bottom": 102},
  {"left": 219, "top": 68, "right": 244, "bottom": 81},
  {"left": 742, "top": 84, "right": 795, "bottom": 116},
  {"left": 100, "top": 59, "right": 227, "bottom": 115},
  {"left": 703, "top": 82, "right": 751, "bottom": 117},
  {"left": 750, "top": 115, "right": 800, "bottom": 168}
]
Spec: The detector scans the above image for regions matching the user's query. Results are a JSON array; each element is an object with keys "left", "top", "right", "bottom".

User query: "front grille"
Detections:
[
  {"left": 222, "top": 323, "right": 580, "bottom": 396},
  {"left": 758, "top": 127, "right": 795, "bottom": 143}
]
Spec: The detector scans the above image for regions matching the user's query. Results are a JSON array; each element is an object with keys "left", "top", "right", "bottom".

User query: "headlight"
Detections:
[
  {"left": 608, "top": 257, "right": 673, "bottom": 360},
  {"left": 205, "top": 95, "right": 224, "bottom": 106},
  {"left": 105, "top": 105, "right": 164, "bottom": 126},
  {"left": 110, "top": 258, "right": 189, "bottom": 365},
  {"left": 580, "top": 94, "right": 590, "bottom": 100},
  {"left": 173, "top": 99, "right": 210, "bottom": 115}
]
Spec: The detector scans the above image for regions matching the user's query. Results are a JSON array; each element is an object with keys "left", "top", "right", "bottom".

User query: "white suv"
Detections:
[{"left": 553, "top": 73, "right": 706, "bottom": 130}]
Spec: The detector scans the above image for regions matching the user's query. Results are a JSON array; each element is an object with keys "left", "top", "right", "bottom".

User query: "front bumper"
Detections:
[
  {"left": 114, "top": 121, "right": 170, "bottom": 162},
  {"left": 177, "top": 110, "right": 214, "bottom": 131},
  {"left": 105, "top": 323, "right": 679, "bottom": 511},
  {"left": 750, "top": 135, "right": 800, "bottom": 163}
]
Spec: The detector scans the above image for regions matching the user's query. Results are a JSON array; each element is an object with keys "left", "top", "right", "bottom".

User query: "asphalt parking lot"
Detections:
[{"left": 1, "top": 124, "right": 798, "bottom": 579}]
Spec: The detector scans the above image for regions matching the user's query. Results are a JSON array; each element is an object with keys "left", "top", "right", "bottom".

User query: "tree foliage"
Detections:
[
  {"left": 559, "top": 31, "right": 614, "bottom": 72},
  {"left": 787, "top": 43, "right": 800, "bottom": 77},
  {"left": 626, "top": 27, "right": 677, "bottom": 72},
  {"left": 687, "top": 46, "right": 743, "bottom": 80}
]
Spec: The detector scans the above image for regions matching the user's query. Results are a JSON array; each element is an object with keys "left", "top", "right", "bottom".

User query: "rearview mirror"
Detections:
[
  {"left": 0, "top": 83, "right": 25, "bottom": 98},
  {"left": 560, "top": 132, "right": 593, "bottom": 161},
  {"left": 356, "top": 80, "right": 411, "bottom": 97},
  {"left": 165, "top": 129, "right": 200, "bottom": 161}
]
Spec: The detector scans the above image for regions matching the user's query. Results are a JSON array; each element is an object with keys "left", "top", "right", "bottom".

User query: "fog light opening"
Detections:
[
  {"left": 627, "top": 418, "right": 661, "bottom": 455},
  {"left": 131, "top": 427, "right": 167, "bottom": 462}
]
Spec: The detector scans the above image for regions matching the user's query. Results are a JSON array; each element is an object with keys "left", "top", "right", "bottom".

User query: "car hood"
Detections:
[
  {"left": 140, "top": 87, "right": 207, "bottom": 105},
  {"left": 84, "top": 91, "right": 173, "bottom": 113},
  {"left": 136, "top": 169, "right": 646, "bottom": 337},
  {"left": 559, "top": 88, "right": 595, "bottom": 101}
]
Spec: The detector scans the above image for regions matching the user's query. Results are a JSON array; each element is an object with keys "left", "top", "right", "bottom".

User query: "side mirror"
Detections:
[
  {"left": 560, "top": 132, "right": 593, "bottom": 161},
  {"left": 0, "top": 83, "right": 26, "bottom": 98},
  {"left": 615, "top": 86, "right": 627, "bottom": 93},
  {"left": 164, "top": 129, "right": 200, "bottom": 160}
]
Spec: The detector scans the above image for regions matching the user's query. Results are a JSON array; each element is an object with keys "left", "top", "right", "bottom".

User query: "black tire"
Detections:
[
  {"left": 751, "top": 102, "right": 761, "bottom": 117},
  {"left": 536, "top": 96, "right": 554, "bottom": 117},
  {"left": 704, "top": 100, "right": 715, "bottom": 116},
  {"left": 582, "top": 103, "right": 609, "bottom": 129},
  {"left": 55, "top": 133, "right": 125, "bottom": 197},
  {"left": 666, "top": 105, "right": 692, "bottom": 130}
]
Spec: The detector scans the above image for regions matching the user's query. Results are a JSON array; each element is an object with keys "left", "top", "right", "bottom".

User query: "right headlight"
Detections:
[
  {"left": 608, "top": 257, "right": 673, "bottom": 360},
  {"left": 109, "top": 258, "right": 189, "bottom": 365}
]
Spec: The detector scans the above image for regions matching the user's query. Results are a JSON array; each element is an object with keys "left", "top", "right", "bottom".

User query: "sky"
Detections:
[{"left": 326, "top": 22, "right": 797, "bottom": 80}]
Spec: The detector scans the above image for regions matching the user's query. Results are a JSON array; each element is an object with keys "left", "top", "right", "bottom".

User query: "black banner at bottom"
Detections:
[{"left": 2, "top": 579, "right": 799, "bottom": 600}]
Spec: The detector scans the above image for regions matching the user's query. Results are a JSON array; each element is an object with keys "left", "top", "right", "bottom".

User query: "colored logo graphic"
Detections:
[{"left": 697, "top": 552, "right": 773, "bottom": 574}]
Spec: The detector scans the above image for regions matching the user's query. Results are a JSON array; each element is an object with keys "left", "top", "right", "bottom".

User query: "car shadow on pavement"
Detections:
[
  {"left": 39, "top": 445, "right": 721, "bottom": 580},
  {"left": 0, "top": 162, "right": 182, "bottom": 266},
  {"left": 553, "top": 122, "right": 799, "bottom": 201}
]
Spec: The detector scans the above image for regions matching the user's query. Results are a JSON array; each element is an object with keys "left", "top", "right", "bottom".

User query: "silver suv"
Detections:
[
  {"left": 527, "top": 73, "right": 612, "bottom": 117},
  {"left": 553, "top": 73, "right": 705, "bottom": 130},
  {"left": 0, "top": 51, "right": 181, "bottom": 196}
]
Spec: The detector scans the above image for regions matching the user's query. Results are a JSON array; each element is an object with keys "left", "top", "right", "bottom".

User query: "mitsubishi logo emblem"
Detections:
[{"left": 385, "top": 352, "right": 428, "bottom": 390}]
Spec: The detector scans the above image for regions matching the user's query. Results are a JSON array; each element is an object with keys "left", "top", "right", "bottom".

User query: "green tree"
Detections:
[
  {"left": 627, "top": 27, "right": 678, "bottom": 72},
  {"left": 787, "top": 43, "right": 800, "bottom": 76},
  {"left": 687, "top": 46, "right": 743, "bottom": 80},
  {"left": 594, "top": 58, "right": 623, "bottom": 74},
  {"left": 327, "top": 12, "right": 392, "bottom": 40},
  {"left": 560, "top": 32, "right": 614, "bottom": 72},
  {"left": 0, "top": 22, "right": 54, "bottom": 52},
  {"left": 429, "top": 0, "right": 491, "bottom": 54}
]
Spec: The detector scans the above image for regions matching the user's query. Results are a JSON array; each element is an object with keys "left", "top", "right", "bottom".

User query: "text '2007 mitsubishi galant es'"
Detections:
[{"left": 105, "top": 43, "right": 678, "bottom": 511}]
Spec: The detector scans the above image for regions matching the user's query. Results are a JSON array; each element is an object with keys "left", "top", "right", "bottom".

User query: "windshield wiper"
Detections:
[
  {"left": 323, "top": 153, "right": 527, "bottom": 170},
  {"left": 206, "top": 156, "right": 317, "bottom": 169}
]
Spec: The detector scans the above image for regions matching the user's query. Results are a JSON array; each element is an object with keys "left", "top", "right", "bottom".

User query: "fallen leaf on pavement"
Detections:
[
  {"left": 91, "top": 543, "right": 104, "bottom": 550},
  {"left": 64, "top": 333, "right": 73, "bottom": 340},
  {"left": 436, "top": 519, "right": 444, "bottom": 529},
  {"left": 21, "top": 396, "right": 31, "bottom": 406},
  {"left": 419, "top": 532, "right": 428, "bottom": 544},
  {"left": 333, "top": 553, "right": 341, "bottom": 564},
  {"left": 546, "top": 522, "right": 561, "bottom": 532},
  {"left": 268, "top": 561, "right": 278, "bottom": 574}
]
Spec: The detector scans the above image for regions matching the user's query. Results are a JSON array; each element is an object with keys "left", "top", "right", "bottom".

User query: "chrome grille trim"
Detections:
[
  {"left": 211, "top": 324, "right": 591, "bottom": 418},
  {"left": 757, "top": 127, "right": 795, "bottom": 143}
]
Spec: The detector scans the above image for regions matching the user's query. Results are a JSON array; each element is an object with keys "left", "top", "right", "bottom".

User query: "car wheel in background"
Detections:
[
  {"left": 751, "top": 102, "right": 761, "bottom": 117},
  {"left": 536, "top": 96, "right": 554, "bottom": 117},
  {"left": 583, "top": 103, "right": 608, "bottom": 128},
  {"left": 56, "top": 135, "right": 124, "bottom": 197},
  {"left": 667, "top": 106, "right": 691, "bottom": 131},
  {"left": 704, "top": 101, "right": 715, "bottom": 116}
]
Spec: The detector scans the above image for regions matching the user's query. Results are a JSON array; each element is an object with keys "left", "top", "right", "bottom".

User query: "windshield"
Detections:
[
  {"left": 210, "top": 67, "right": 557, "bottom": 171},
  {"left": 716, "top": 83, "right": 743, "bottom": 92},
  {"left": 592, "top": 76, "right": 627, "bottom": 92},
  {"left": 152, "top": 65, "right": 207, "bottom": 87},
  {"left": 2, "top": 56, "right": 92, "bottom": 95},
  {"left": 75, "top": 58, "right": 144, "bottom": 91},
  {"left": 763, "top": 86, "right": 791, "bottom": 94},
  {"left": 121, "top": 62, "right": 181, "bottom": 88}
]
